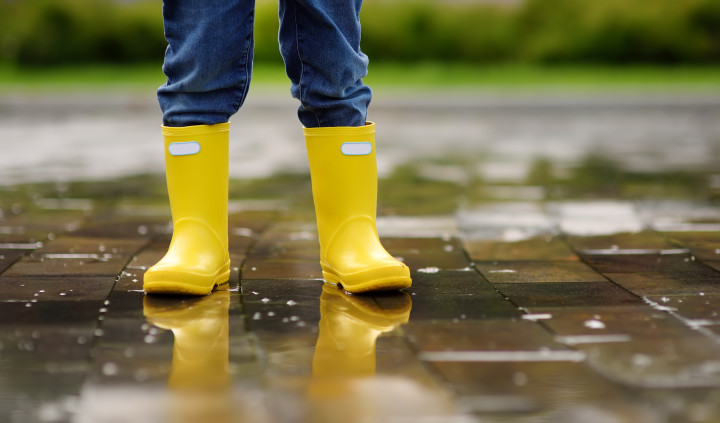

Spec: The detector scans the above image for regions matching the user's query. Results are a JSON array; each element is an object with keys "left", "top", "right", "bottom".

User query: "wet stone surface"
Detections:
[
  {"left": 475, "top": 261, "right": 608, "bottom": 283},
  {"left": 3, "top": 93, "right": 720, "bottom": 422},
  {"left": 3, "top": 194, "right": 720, "bottom": 423}
]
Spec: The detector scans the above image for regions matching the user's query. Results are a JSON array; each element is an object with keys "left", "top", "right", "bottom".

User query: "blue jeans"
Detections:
[{"left": 157, "top": 0, "right": 372, "bottom": 128}]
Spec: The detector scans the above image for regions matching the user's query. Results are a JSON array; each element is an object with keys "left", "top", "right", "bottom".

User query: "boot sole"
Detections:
[
  {"left": 144, "top": 262, "right": 231, "bottom": 296},
  {"left": 322, "top": 270, "right": 412, "bottom": 293}
]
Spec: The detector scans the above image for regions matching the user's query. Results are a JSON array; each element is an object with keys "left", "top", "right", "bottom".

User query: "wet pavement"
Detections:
[{"left": 2, "top": 89, "right": 720, "bottom": 422}]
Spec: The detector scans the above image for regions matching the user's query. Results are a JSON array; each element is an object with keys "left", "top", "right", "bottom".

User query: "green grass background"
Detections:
[{"left": 2, "top": 63, "right": 720, "bottom": 94}]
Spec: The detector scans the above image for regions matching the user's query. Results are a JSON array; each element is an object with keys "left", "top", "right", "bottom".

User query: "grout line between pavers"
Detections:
[{"left": 568, "top": 230, "right": 720, "bottom": 343}]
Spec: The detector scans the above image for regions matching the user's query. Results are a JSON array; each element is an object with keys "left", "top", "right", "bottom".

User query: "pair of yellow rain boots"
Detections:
[{"left": 144, "top": 122, "right": 411, "bottom": 295}]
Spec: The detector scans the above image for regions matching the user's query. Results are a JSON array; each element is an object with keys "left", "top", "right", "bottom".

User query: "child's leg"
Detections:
[
  {"left": 278, "top": 0, "right": 412, "bottom": 292},
  {"left": 158, "top": 0, "right": 255, "bottom": 127},
  {"left": 145, "top": 0, "right": 255, "bottom": 295},
  {"left": 278, "top": 0, "right": 371, "bottom": 128}
]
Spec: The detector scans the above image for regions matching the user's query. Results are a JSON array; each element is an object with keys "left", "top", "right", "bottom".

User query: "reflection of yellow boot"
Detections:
[
  {"left": 143, "top": 291, "right": 230, "bottom": 391},
  {"left": 144, "top": 291, "right": 233, "bottom": 423},
  {"left": 312, "top": 284, "right": 412, "bottom": 382},
  {"left": 144, "top": 123, "right": 231, "bottom": 295},
  {"left": 304, "top": 123, "right": 411, "bottom": 293}
]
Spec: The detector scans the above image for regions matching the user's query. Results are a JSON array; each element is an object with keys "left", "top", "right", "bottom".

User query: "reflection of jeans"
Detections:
[{"left": 158, "top": 0, "right": 372, "bottom": 128}]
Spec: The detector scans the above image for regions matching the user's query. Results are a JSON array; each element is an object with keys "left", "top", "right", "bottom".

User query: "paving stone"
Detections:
[
  {"left": 71, "top": 216, "right": 171, "bottom": 239},
  {"left": 0, "top": 211, "right": 86, "bottom": 243},
  {"left": 0, "top": 323, "right": 98, "bottom": 359},
  {"left": 228, "top": 209, "right": 279, "bottom": 234},
  {"left": 405, "top": 320, "right": 569, "bottom": 353},
  {"left": 0, "top": 362, "right": 88, "bottom": 423},
  {"left": 240, "top": 277, "right": 321, "bottom": 306},
  {"left": 429, "top": 361, "right": 640, "bottom": 416},
  {"left": 405, "top": 267, "right": 520, "bottom": 320},
  {"left": 111, "top": 270, "right": 145, "bottom": 292},
  {"left": 0, "top": 233, "right": 47, "bottom": 246},
  {"left": 229, "top": 232, "right": 256, "bottom": 252},
  {"left": 476, "top": 261, "right": 607, "bottom": 283},
  {"left": 443, "top": 363, "right": 720, "bottom": 421},
  {"left": 381, "top": 237, "right": 465, "bottom": 255},
  {"left": 605, "top": 272, "right": 720, "bottom": 296},
  {"left": 703, "top": 325, "right": 720, "bottom": 337},
  {"left": 581, "top": 337, "right": 720, "bottom": 388},
  {"left": 249, "top": 241, "right": 320, "bottom": 261},
  {"left": 3, "top": 237, "right": 149, "bottom": 277},
  {"left": 30, "top": 237, "right": 149, "bottom": 255},
  {"left": 677, "top": 241, "right": 720, "bottom": 261},
  {"left": 644, "top": 293, "right": 720, "bottom": 321},
  {"left": 581, "top": 253, "right": 706, "bottom": 274},
  {"left": 5, "top": 254, "right": 134, "bottom": 277},
  {"left": 464, "top": 236, "right": 578, "bottom": 261},
  {"left": 241, "top": 279, "right": 323, "bottom": 333},
  {"left": 244, "top": 302, "right": 321, "bottom": 334},
  {"left": 374, "top": 335, "right": 451, "bottom": 386},
  {"left": 567, "top": 231, "right": 678, "bottom": 253},
  {"left": 407, "top": 269, "right": 498, "bottom": 296},
  {"left": 123, "top": 243, "right": 168, "bottom": 270},
  {"left": 705, "top": 261, "right": 720, "bottom": 272},
  {"left": 241, "top": 259, "right": 323, "bottom": 279},
  {"left": 400, "top": 251, "right": 472, "bottom": 271},
  {"left": 101, "top": 290, "right": 148, "bottom": 319},
  {"left": 0, "top": 249, "right": 27, "bottom": 274},
  {"left": 0, "top": 276, "right": 116, "bottom": 301},
  {"left": 95, "top": 317, "right": 175, "bottom": 347},
  {"left": 248, "top": 232, "right": 319, "bottom": 261},
  {"left": 496, "top": 282, "right": 644, "bottom": 310},
  {"left": 394, "top": 240, "right": 474, "bottom": 272},
  {"left": 666, "top": 231, "right": 720, "bottom": 244},
  {"left": 538, "top": 306, "right": 698, "bottom": 339},
  {"left": 408, "top": 295, "right": 522, "bottom": 320},
  {"left": 0, "top": 300, "right": 104, "bottom": 325}
]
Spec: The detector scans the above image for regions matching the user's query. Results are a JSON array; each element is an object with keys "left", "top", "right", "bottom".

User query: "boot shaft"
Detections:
[
  {"left": 304, "top": 123, "right": 378, "bottom": 253},
  {"left": 162, "top": 123, "right": 230, "bottom": 249}
]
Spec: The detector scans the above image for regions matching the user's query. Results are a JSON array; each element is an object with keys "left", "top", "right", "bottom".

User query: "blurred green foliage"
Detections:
[
  {"left": 1, "top": 0, "right": 719, "bottom": 67},
  {"left": 363, "top": 0, "right": 720, "bottom": 64},
  {"left": 0, "top": 0, "right": 164, "bottom": 66}
]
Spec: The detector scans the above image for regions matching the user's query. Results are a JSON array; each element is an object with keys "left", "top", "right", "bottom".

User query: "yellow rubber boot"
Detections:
[
  {"left": 144, "top": 123, "right": 231, "bottom": 295},
  {"left": 304, "top": 123, "right": 411, "bottom": 293}
]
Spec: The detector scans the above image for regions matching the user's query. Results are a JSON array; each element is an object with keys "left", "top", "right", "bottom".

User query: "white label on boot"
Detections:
[
  {"left": 341, "top": 142, "right": 372, "bottom": 156},
  {"left": 168, "top": 141, "right": 201, "bottom": 156}
]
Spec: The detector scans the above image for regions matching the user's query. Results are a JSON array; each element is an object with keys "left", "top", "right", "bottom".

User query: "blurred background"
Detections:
[
  {"left": 1, "top": 0, "right": 720, "bottom": 217},
  {"left": 2, "top": 0, "right": 720, "bottom": 69}
]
